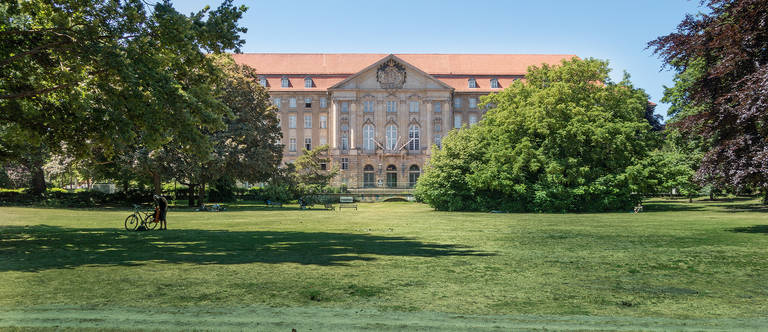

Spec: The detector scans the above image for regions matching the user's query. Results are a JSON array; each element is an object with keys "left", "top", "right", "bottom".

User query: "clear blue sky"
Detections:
[{"left": 174, "top": 0, "right": 705, "bottom": 120}]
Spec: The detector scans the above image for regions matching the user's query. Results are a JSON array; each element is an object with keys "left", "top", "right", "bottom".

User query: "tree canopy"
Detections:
[
  {"left": 415, "top": 58, "right": 658, "bottom": 212},
  {"left": 1, "top": 0, "right": 247, "bottom": 160},
  {"left": 649, "top": 0, "right": 768, "bottom": 200}
]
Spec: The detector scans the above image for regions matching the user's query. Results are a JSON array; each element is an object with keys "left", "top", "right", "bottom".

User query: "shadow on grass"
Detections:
[
  {"left": 709, "top": 204, "right": 768, "bottom": 212},
  {"left": 0, "top": 225, "right": 493, "bottom": 272},
  {"left": 640, "top": 203, "right": 706, "bottom": 212},
  {"left": 730, "top": 225, "right": 768, "bottom": 234}
]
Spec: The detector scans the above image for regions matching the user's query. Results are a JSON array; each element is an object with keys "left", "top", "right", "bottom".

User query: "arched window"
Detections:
[
  {"left": 304, "top": 77, "right": 313, "bottom": 88},
  {"left": 386, "top": 125, "right": 397, "bottom": 150},
  {"left": 408, "top": 165, "right": 420, "bottom": 187},
  {"left": 468, "top": 78, "right": 477, "bottom": 88},
  {"left": 363, "top": 124, "right": 375, "bottom": 151},
  {"left": 408, "top": 125, "right": 420, "bottom": 151},
  {"left": 363, "top": 165, "right": 375, "bottom": 188},
  {"left": 490, "top": 78, "right": 500, "bottom": 89},
  {"left": 281, "top": 76, "right": 290, "bottom": 88},
  {"left": 386, "top": 165, "right": 397, "bottom": 188}
]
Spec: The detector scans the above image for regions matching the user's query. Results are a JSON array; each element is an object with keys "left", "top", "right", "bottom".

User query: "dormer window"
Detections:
[
  {"left": 468, "top": 78, "right": 477, "bottom": 88},
  {"left": 304, "top": 77, "right": 313, "bottom": 88},
  {"left": 491, "top": 78, "right": 500, "bottom": 89},
  {"left": 281, "top": 76, "right": 290, "bottom": 88},
  {"left": 259, "top": 76, "right": 267, "bottom": 87}
]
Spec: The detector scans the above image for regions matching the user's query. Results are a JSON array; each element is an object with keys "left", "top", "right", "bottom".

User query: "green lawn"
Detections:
[{"left": 1, "top": 199, "right": 767, "bottom": 330}]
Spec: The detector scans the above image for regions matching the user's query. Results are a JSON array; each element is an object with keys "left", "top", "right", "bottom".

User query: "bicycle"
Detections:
[{"left": 124, "top": 204, "right": 160, "bottom": 231}]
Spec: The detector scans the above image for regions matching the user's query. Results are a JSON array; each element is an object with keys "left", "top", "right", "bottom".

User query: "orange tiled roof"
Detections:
[{"left": 232, "top": 53, "right": 576, "bottom": 92}]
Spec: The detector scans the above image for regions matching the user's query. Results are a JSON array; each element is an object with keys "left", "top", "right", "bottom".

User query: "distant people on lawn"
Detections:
[{"left": 153, "top": 194, "right": 168, "bottom": 230}]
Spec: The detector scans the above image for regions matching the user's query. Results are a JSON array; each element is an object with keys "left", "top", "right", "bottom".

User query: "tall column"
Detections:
[
  {"left": 444, "top": 100, "right": 451, "bottom": 134},
  {"left": 331, "top": 99, "right": 339, "bottom": 149},
  {"left": 350, "top": 101, "right": 357, "bottom": 149},
  {"left": 425, "top": 101, "right": 432, "bottom": 152}
]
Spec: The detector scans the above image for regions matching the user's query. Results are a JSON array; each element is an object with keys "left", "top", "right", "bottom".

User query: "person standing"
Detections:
[{"left": 153, "top": 194, "right": 169, "bottom": 230}]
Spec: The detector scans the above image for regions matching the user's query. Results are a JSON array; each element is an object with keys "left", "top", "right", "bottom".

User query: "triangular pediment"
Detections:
[{"left": 329, "top": 54, "right": 453, "bottom": 91}]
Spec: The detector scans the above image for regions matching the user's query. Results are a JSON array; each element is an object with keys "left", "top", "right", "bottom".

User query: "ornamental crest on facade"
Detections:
[{"left": 377, "top": 59, "right": 407, "bottom": 89}]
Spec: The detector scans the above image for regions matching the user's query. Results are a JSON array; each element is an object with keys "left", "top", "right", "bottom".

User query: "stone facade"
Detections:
[{"left": 232, "top": 53, "right": 575, "bottom": 189}]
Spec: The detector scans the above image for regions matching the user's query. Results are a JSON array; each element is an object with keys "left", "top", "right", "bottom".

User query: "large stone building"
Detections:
[{"left": 232, "top": 53, "right": 574, "bottom": 189}]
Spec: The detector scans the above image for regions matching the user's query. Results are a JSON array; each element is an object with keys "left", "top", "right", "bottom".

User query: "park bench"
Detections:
[
  {"left": 338, "top": 196, "right": 357, "bottom": 210},
  {"left": 266, "top": 200, "right": 282, "bottom": 208}
]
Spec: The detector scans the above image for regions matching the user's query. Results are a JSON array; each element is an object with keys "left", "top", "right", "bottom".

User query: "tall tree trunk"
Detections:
[
  {"left": 151, "top": 171, "right": 162, "bottom": 195},
  {"left": 29, "top": 163, "right": 46, "bottom": 195},
  {"left": 198, "top": 182, "right": 206, "bottom": 208},
  {"left": 188, "top": 184, "right": 197, "bottom": 207}
]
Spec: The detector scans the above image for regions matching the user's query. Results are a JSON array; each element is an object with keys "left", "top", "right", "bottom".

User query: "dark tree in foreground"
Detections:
[{"left": 649, "top": 0, "right": 768, "bottom": 202}]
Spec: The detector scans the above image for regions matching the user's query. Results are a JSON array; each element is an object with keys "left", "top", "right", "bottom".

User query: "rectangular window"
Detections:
[
  {"left": 289, "top": 98, "right": 296, "bottom": 108},
  {"left": 304, "top": 115, "right": 312, "bottom": 128},
  {"left": 320, "top": 115, "right": 327, "bottom": 129},
  {"left": 274, "top": 98, "right": 281, "bottom": 108},
  {"left": 469, "top": 114, "right": 478, "bottom": 125},
  {"left": 409, "top": 101, "right": 419, "bottom": 113},
  {"left": 454, "top": 114, "right": 462, "bottom": 129},
  {"left": 341, "top": 135, "right": 349, "bottom": 150},
  {"left": 305, "top": 137, "right": 312, "bottom": 150},
  {"left": 387, "top": 101, "right": 397, "bottom": 113},
  {"left": 304, "top": 97, "right": 312, "bottom": 108},
  {"left": 320, "top": 97, "right": 327, "bottom": 108},
  {"left": 434, "top": 135, "right": 442, "bottom": 148},
  {"left": 469, "top": 98, "right": 477, "bottom": 109},
  {"left": 341, "top": 102, "right": 349, "bottom": 113},
  {"left": 364, "top": 100, "right": 374, "bottom": 112},
  {"left": 289, "top": 138, "right": 296, "bottom": 152},
  {"left": 259, "top": 76, "right": 267, "bottom": 86},
  {"left": 454, "top": 98, "right": 461, "bottom": 109},
  {"left": 435, "top": 122, "right": 441, "bottom": 132},
  {"left": 341, "top": 157, "right": 349, "bottom": 170},
  {"left": 281, "top": 77, "right": 289, "bottom": 88},
  {"left": 320, "top": 163, "right": 327, "bottom": 170},
  {"left": 433, "top": 102, "right": 441, "bottom": 113},
  {"left": 288, "top": 115, "right": 296, "bottom": 129},
  {"left": 491, "top": 78, "right": 500, "bottom": 89},
  {"left": 319, "top": 137, "right": 327, "bottom": 145}
]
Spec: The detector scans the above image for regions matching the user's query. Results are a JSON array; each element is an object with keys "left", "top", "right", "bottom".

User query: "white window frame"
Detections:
[
  {"left": 288, "top": 115, "right": 296, "bottom": 129},
  {"left": 304, "top": 77, "right": 313, "bottom": 88},
  {"left": 491, "top": 78, "right": 500, "bottom": 89},
  {"left": 468, "top": 78, "right": 477, "bottom": 88},
  {"left": 320, "top": 97, "right": 327, "bottom": 108},
  {"left": 434, "top": 135, "right": 442, "bottom": 148},
  {"left": 304, "top": 137, "right": 312, "bottom": 150},
  {"left": 454, "top": 114, "right": 462, "bottom": 129},
  {"left": 289, "top": 98, "right": 296, "bottom": 108},
  {"left": 320, "top": 115, "right": 327, "bottom": 129},
  {"left": 408, "top": 125, "right": 420, "bottom": 151},
  {"left": 304, "top": 97, "right": 312, "bottom": 108},
  {"left": 409, "top": 101, "right": 419, "bottom": 113},
  {"left": 469, "top": 114, "right": 478, "bottom": 126},
  {"left": 469, "top": 98, "right": 477, "bottom": 109},
  {"left": 364, "top": 100, "right": 374, "bottom": 113},
  {"left": 454, "top": 98, "right": 461, "bottom": 109},
  {"left": 341, "top": 134, "right": 349, "bottom": 151},
  {"left": 289, "top": 138, "right": 296, "bottom": 152},
  {"left": 341, "top": 157, "right": 349, "bottom": 170},
  {"left": 281, "top": 76, "right": 289, "bottom": 88},
  {"left": 433, "top": 102, "right": 441, "bottom": 113},
  {"left": 387, "top": 101, "right": 397, "bottom": 113},
  {"left": 259, "top": 76, "right": 267, "bottom": 87},
  {"left": 363, "top": 124, "right": 375, "bottom": 151},
  {"left": 341, "top": 102, "right": 349, "bottom": 113},
  {"left": 304, "top": 115, "right": 312, "bottom": 128},
  {"left": 274, "top": 98, "right": 281, "bottom": 107},
  {"left": 386, "top": 125, "right": 397, "bottom": 150}
]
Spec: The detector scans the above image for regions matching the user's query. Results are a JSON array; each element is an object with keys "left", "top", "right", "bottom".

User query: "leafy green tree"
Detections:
[
  {"left": 151, "top": 55, "right": 282, "bottom": 205},
  {"left": 416, "top": 58, "right": 658, "bottom": 212},
  {"left": 294, "top": 145, "right": 338, "bottom": 197},
  {"left": 1, "top": 0, "right": 248, "bottom": 193}
]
